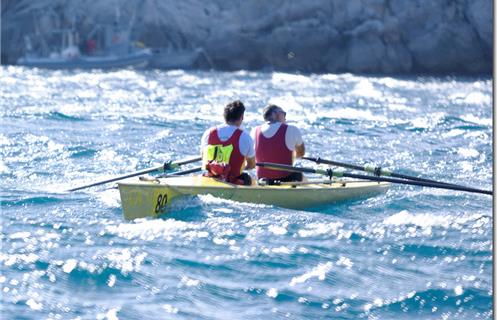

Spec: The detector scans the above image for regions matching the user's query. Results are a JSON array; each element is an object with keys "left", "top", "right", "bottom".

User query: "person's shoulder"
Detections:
[
  {"left": 205, "top": 125, "right": 219, "bottom": 131},
  {"left": 203, "top": 126, "right": 216, "bottom": 135},
  {"left": 285, "top": 124, "right": 303, "bottom": 143},
  {"left": 202, "top": 126, "right": 212, "bottom": 133},
  {"left": 285, "top": 123, "right": 302, "bottom": 132},
  {"left": 240, "top": 129, "right": 254, "bottom": 140},
  {"left": 217, "top": 124, "right": 230, "bottom": 130}
]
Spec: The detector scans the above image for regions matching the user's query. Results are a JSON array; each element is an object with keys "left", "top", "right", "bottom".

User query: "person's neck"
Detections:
[{"left": 227, "top": 121, "right": 241, "bottom": 127}]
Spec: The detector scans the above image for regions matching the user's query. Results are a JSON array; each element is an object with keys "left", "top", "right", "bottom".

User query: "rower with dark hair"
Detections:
[
  {"left": 200, "top": 100, "right": 255, "bottom": 185},
  {"left": 252, "top": 104, "right": 305, "bottom": 183}
]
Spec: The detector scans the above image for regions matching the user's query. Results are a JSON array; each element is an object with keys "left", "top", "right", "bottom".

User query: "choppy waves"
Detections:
[{"left": 0, "top": 66, "right": 492, "bottom": 319}]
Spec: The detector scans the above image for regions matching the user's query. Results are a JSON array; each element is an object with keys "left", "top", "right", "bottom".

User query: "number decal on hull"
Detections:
[{"left": 155, "top": 193, "right": 168, "bottom": 213}]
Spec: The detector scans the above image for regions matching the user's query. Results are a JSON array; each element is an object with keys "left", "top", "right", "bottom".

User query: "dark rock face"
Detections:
[{"left": 1, "top": 0, "right": 492, "bottom": 74}]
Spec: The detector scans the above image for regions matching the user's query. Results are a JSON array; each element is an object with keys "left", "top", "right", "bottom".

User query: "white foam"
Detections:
[
  {"left": 336, "top": 256, "right": 354, "bottom": 269},
  {"left": 106, "top": 219, "right": 195, "bottom": 241},
  {"left": 321, "top": 107, "right": 387, "bottom": 122},
  {"left": 377, "top": 77, "right": 416, "bottom": 89},
  {"left": 163, "top": 304, "right": 179, "bottom": 314},
  {"left": 387, "top": 103, "right": 416, "bottom": 112},
  {"left": 461, "top": 114, "right": 492, "bottom": 127},
  {"left": 351, "top": 79, "right": 383, "bottom": 99},
  {"left": 97, "top": 307, "right": 120, "bottom": 320},
  {"left": 268, "top": 224, "right": 287, "bottom": 235},
  {"left": 266, "top": 288, "right": 279, "bottom": 298},
  {"left": 457, "top": 148, "right": 479, "bottom": 158},
  {"left": 26, "top": 298, "right": 43, "bottom": 311},
  {"left": 96, "top": 189, "right": 121, "bottom": 208},
  {"left": 1, "top": 253, "right": 39, "bottom": 266},
  {"left": 105, "top": 123, "right": 124, "bottom": 131},
  {"left": 409, "top": 112, "right": 445, "bottom": 129},
  {"left": 62, "top": 259, "right": 78, "bottom": 273},
  {"left": 0, "top": 134, "right": 10, "bottom": 146},
  {"left": 180, "top": 275, "right": 200, "bottom": 287},
  {"left": 271, "top": 246, "right": 291, "bottom": 254},
  {"left": 383, "top": 210, "right": 489, "bottom": 230},
  {"left": 443, "top": 129, "right": 465, "bottom": 138},
  {"left": 0, "top": 160, "right": 10, "bottom": 174},
  {"left": 198, "top": 194, "right": 270, "bottom": 209},
  {"left": 298, "top": 221, "right": 344, "bottom": 238},
  {"left": 216, "top": 208, "right": 234, "bottom": 214},
  {"left": 96, "top": 149, "right": 121, "bottom": 162},
  {"left": 289, "top": 261, "right": 333, "bottom": 286},
  {"left": 462, "top": 92, "right": 491, "bottom": 105},
  {"left": 272, "top": 72, "right": 313, "bottom": 85},
  {"left": 9, "top": 232, "right": 31, "bottom": 240},
  {"left": 102, "top": 248, "right": 147, "bottom": 274},
  {"left": 107, "top": 274, "right": 116, "bottom": 287},
  {"left": 267, "top": 96, "right": 304, "bottom": 112}
]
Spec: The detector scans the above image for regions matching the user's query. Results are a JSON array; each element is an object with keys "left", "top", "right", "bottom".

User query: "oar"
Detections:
[
  {"left": 67, "top": 156, "right": 201, "bottom": 192},
  {"left": 107, "top": 166, "right": 203, "bottom": 189},
  {"left": 257, "top": 162, "right": 493, "bottom": 196},
  {"left": 303, "top": 156, "right": 458, "bottom": 187},
  {"left": 158, "top": 166, "right": 202, "bottom": 178}
]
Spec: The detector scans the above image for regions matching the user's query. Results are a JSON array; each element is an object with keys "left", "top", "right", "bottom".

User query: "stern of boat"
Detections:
[{"left": 118, "top": 180, "right": 181, "bottom": 220}]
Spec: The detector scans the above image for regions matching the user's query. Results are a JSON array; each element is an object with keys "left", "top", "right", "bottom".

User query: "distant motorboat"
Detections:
[
  {"left": 17, "top": 47, "right": 152, "bottom": 70},
  {"left": 17, "top": 27, "right": 152, "bottom": 70}
]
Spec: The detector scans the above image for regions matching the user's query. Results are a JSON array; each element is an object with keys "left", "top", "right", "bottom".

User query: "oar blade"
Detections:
[
  {"left": 67, "top": 164, "right": 164, "bottom": 192},
  {"left": 256, "top": 162, "right": 492, "bottom": 196},
  {"left": 303, "top": 156, "right": 484, "bottom": 190}
]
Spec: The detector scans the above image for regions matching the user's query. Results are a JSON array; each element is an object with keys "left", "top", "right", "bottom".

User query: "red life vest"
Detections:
[
  {"left": 205, "top": 127, "right": 245, "bottom": 182},
  {"left": 255, "top": 124, "right": 293, "bottom": 179}
]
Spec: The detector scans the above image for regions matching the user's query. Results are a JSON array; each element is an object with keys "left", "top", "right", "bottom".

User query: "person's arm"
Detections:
[
  {"left": 287, "top": 125, "right": 305, "bottom": 158},
  {"left": 200, "top": 129, "right": 211, "bottom": 169},
  {"left": 245, "top": 156, "right": 256, "bottom": 169},
  {"left": 240, "top": 131, "right": 256, "bottom": 169},
  {"left": 200, "top": 129, "right": 209, "bottom": 157},
  {"left": 295, "top": 143, "right": 305, "bottom": 158}
]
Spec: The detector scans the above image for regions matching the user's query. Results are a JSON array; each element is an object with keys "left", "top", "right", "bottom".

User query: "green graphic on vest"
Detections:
[{"left": 204, "top": 144, "right": 234, "bottom": 164}]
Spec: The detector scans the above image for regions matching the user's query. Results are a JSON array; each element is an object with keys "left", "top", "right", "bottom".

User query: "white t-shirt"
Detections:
[
  {"left": 200, "top": 124, "right": 255, "bottom": 157},
  {"left": 251, "top": 122, "right": 303, "bottom": 151}
]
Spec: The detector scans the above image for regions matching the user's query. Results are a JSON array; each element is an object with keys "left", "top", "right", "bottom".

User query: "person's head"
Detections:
[
  {"left": 263, "top": 104, "right": 286, "bottom": 123},
  {"left": 224, "top": 100, "right": 245, "bottom": 124}
]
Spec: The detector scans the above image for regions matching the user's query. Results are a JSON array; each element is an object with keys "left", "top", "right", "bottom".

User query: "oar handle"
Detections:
[
  {"left": 169, "top": 156, "right": 202, "bottom": 168},
  {"left": 157, "top": 166, "right": 202, "bottom": 178}
]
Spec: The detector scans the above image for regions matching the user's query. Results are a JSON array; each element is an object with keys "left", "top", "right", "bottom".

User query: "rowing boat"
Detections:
[{"left": 117, "top": 175, "right": 389, "bottom": 220}]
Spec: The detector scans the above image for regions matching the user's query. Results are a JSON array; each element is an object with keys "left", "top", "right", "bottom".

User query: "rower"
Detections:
[
  {"left": 252, "top": 104, "right": 306, "bottom": 184},
  {"left": 200, "top": 100, "right": 255, "bottom": 185}
]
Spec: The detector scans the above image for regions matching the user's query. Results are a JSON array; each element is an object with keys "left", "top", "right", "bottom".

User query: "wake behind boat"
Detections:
[{"left": 117, "top": 175, "right": 389, "bottom": 220}]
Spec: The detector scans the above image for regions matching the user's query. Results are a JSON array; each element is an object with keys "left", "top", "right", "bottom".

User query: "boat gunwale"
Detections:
[{"left": 117, "top": 176, "right": 390, "bottom": 191}]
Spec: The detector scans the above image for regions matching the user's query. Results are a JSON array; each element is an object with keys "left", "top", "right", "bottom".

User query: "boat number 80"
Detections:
[{"left": 155, "top": 194, "right": 168, "bottom": 213}]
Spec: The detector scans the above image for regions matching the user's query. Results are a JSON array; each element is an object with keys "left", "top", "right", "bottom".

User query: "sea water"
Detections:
[{"left": 0, "top": 67, "right": 492, "bottom": 319}]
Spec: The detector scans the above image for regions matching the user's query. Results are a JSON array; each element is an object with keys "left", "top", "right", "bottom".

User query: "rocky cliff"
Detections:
[{"left": 1, "top": 0, "right": 492, "bottom": 74}]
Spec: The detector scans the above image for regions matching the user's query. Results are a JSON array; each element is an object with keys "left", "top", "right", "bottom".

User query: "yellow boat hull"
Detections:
[{"left": 117, "top": 176, "right": 389, "bottom": 220}]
